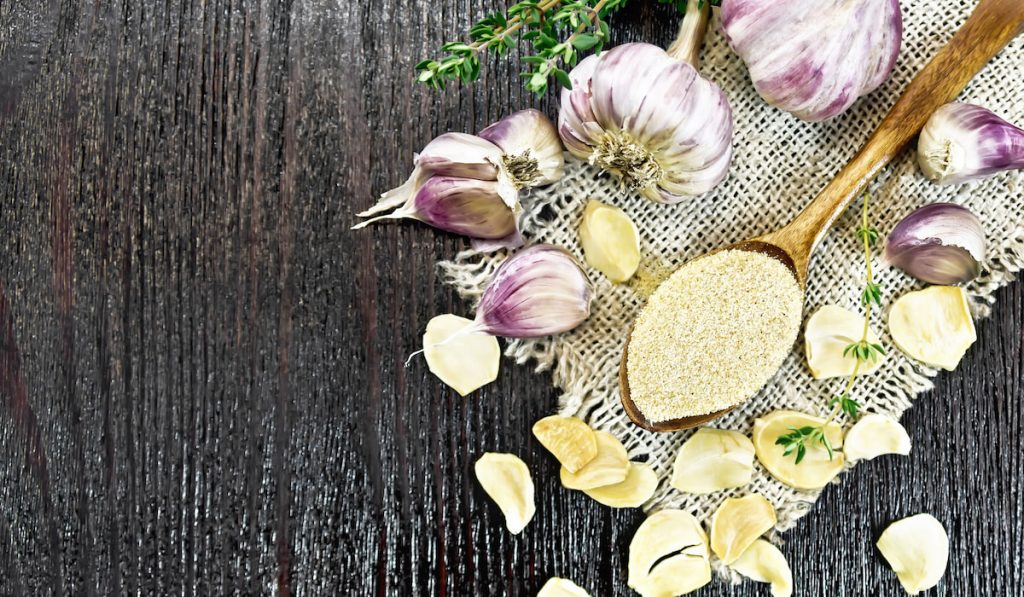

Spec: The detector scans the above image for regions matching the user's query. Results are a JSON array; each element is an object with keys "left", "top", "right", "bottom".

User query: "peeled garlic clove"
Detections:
[
  {"left": 578, "top": 200, "right": 641, "bottom": 283},
  {"left": 729, "top": 539, "right": 793, "bottom": 597},
  {"left": 628, "top": 510, "right": 711, "bottom": 597},
  {"left": 752, "top": 411, "right": 845, "bottom": 490},
  {"left": 844, "top": 414, "right": 911, "bottom": 462},
  {"left": 918, "top": 102, "right": 1024, "bottom": 185},
  {"left": 804, "top": 305, "right": 885, "bottom": 379},
  {"left": 721, "top": 0, "right": 902, "bottom": 122},
  {"left": 877, "top": 514, "right": 949, "bottom": 595},
  {"left": 710, "top": 494, "right": 777, "bottom": 565},
  {"left": 670, "top": 428, "right": 755, "bottom": 494},
  {"left": 423, "top": 314, "right": 500, "bottom": 396},
  {"left": 474, "top": 453, "right": 536, "bottom": 535},
  {"left": 478, "top": 109, "right": 565, "bottom": 187},
  {"left": 888, "top": 286, "right": 976, "bottom": 371},
  {"left": 537, "top": 577, "right": 590, "bottom": 597},
  {"left": 582, "top": 462, "right": 658, "bottom": 508},
  {"left": 532, "top": 415, "right": 598, "bottom": 473},
  {"left": 476, "top": 244, "right": 593, "bottom": 338},
  {"left": 884, "top": 203, "right": 985, "bottom": 285},
  {"left": 559, "top": 430, "right": 629, "bottom": 490}
]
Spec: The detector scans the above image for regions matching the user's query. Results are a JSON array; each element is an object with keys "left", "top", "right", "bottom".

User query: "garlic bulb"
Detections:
[
  {"left": 354, "top": 110, "right": 564, "bottom": 250},
  {"left": 558, "top": 1, "right": 733, "bottom": 203},
  {"left": 918, "top": 102, "right": 1024, "bottom": 184},
  {"left": 884, "top": 203, "right": 985, "bottom": 285},
  {"left": 721, "top": 0, "right": 902, "bottom": 122}
]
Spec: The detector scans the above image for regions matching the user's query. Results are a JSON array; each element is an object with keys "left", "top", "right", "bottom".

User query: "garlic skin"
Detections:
[
  {"left": 884, "top": 203, "right": 985, "bottom": 285},
  {"left": 721, "top": 0, "right": 902, "bottom": 122},
  {"left": 475, "top": 244, "right": 593, "bottom": 338},
  {"left": 918, "top": 103, "right": 1024, "bottom": 184}
]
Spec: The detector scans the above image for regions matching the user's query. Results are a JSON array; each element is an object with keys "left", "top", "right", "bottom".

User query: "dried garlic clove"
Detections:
[
  {"left": 474, "top": 453, "right": 535, "bottom": 534},
  {"left": 532, "top": 415, "right": 598, "bottom": 473},
  {"left": 582, "top": 462, "right": 658, "bottom": 508},
  {"left": 537, "top": 577, "right": 590, "bottom": 597},
  {"left": 889, "top": 286, "right": 976, "bottom": 371},
  {"left": 752, "top": 411, "right": 845, "bottom": 490},
  {"left": 804, "top": 305, "right": 885, "bottom": 379},
  {"left": 423, "top": 314, "right": 500, "bottom": 396},
  {"left": 628, "top": 510, "right": 712, "bottom": 597},
  {"left": 670, "top": 428, "right": 755, "bottom": 494},
  {"left": 559, "top": 430, "right": 629, "bottom": 490},
  {"left": 877, "top": 514, "right": 949, "bottom": 595},
  {"left": 844, "top": 414, "right": 911, "bottom": 462},
  {"left": 710, "top": 494, "right": 777, "bottom": 565},
  {"left": 578, "top": 199, "right": 641, "bottom": 283},
  {"left": 729, "top": 539, "right": 793, "bottom": 597}
]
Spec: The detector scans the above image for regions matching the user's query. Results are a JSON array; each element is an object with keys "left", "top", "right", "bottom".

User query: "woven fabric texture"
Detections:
[{"left": 440, "top": 0, "right": 1024, "bottom": 550}]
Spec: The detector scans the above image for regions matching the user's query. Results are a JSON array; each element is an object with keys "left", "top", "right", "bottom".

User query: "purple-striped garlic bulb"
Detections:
[
  {"left": 721, "top": 0, "right": 902, "bottom": 122},
  {"left": 918, "top": 103, "right": 1024, "bottom": 185}
]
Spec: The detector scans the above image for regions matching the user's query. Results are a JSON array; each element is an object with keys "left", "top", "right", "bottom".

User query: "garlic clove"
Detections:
[
  {"left": 578, "top": 200, "right": 641, "bottom": 283},
  {"left": 729, "top": 539, "right": 793, "bottom": 597},
  {"left": 582, "top": 462, "right": 658, "bottom": 508},
  {"left": 888, "top": 286, "right": 976, "bottom": 371},
  {"left": 917, "top": 103, "right": 1024, "bottom": 185},
  {"left": 423, "top": 314, "right": 500, "bottom": 396},
  {"left": 559, "top": 430, "right": 629, "bottom": 490},
  {"left": 884, "top": 203, "right": 985, "bottom": 285},
  {"left": 478, "top": 109, "right": 566, "bottom": 187},
  {"left": 843, "top": 414, "right": 911, "bottom": 462},
  {"left": 532, "top": 415, "right": 598, "bottom": 473},
  {"left": 628, "top": 509, "right": 711, "bottom": 597},
  {"left": 670, "top": 428, "right": 755, "bottom": 494},
  {"left": 804, "top": 305, "right": 885, "bottom": 380},
  {"left": 537, "top": 577, "right": 590, "bottom": 597},
  {"left": 709, "top": 494, "right": 777, "bottom": 565},
  {"left": 476, "top": 244, "right": 593, "bottom": 338},
  {"left": 752, "top": 411, "right": 845, "bottom": 490},
  {"left": 474, "top": 453, "right": 536, "bottom": 535},
  {"left": 876, "top": 514, "right": 949, "bottom": 595}
]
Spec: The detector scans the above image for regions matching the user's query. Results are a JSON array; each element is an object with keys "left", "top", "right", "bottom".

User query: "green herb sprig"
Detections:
[{"left": 777, "top": 187, "right": 886, "bottom": 464}]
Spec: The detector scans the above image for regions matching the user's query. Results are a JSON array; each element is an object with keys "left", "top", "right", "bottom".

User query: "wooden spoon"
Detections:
[{"left": 620, "top": 0, "right": 1024, "bottom": 432}]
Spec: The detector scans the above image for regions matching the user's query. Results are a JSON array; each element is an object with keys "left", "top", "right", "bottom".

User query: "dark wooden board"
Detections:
[{"left": 0, "top": 1, "right": 1020, "bottom": 595}]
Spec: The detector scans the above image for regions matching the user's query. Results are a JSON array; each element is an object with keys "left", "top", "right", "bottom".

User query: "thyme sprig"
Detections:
[
  {"left": 777, "top": 187, "right": 886, "bottom": 464},
  {"left": 416, "top": 0, "right": 719, "bottom": 95}
]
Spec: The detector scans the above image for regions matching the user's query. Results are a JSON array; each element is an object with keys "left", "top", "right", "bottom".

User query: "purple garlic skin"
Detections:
[
  {"left": 918, "top": 103, "right": 1024, "bottom": 185},
  {"left": 475, "top": 244, "right": 593, "bottom": 338},
  {"left": 884, "top": 203, "right": 985, "bottom": 285},
  {"left": 558, "top": 43, "right": 733, "bottom": 204},
  {"left": 479, "top": 109, "right": 565, "bottom": 186},
  {"left": 721, "top": 0, "right": 902, "bottom": 122}
]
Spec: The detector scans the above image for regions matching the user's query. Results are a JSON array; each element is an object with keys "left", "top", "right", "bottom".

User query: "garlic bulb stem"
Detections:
[{"left": 666, "top": 0, "right": 710, "bottom": 68}]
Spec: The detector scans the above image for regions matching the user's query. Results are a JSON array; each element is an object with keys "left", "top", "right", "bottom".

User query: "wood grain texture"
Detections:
[{"left": 0, "top": 1, "right": 1020, "bottom": 595}]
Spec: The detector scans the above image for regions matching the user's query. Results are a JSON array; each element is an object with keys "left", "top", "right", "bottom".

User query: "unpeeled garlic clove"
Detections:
[
  {"left": 537, "top": 577, "right": 590, "bottom": 597},
  {"left": 423, "top": 314, "right": 501, "bottom": 396},
  {"left": 710, "top": 494, "right": 777, "bottom": 565},
  {"left": 729, "top": 539, "right": 793, "bottom": 597},
  {"left": 843, "top": 414, "right": 911, "bottom": 462},
  {"left": 670, "top": 428, "right": 755, "bottom": 494},
  {"left": 752, "top": 411, "right": 845, "bottom": 490},
  {"left": 876, "top": 514, "right": 949, "bottom": 595},
  {"left": 578, "top": 200, "right": 641, "bottom": 283},
  {"left": 628, "top": 510, "right": 711, "bottom": 597},
  {"left": 478, "top": 109, "right": 565, "bottom": 187},
  {"left": 532, "top": 415, "right": 598, "bottom": 473},
  {"left": 474, "top": 453, "right": 536, "bottom": 535},
  {"left": 582, "top": 462, "right": 658, "bottom": 508},
  {"left": 917, "top": 102, "right": 1024, "bottom": 185},
  {"left": 888, "top": 286, "right": 976, "bottom": 371},
  {"left": 884, "top": 202, "right": 986, "bottom": 285},
  {"left": 804, "top": 305, "right": 885, "bottom": 380},
  {"left": 559, "top": 430, "right": 629, "bottom": 490}
]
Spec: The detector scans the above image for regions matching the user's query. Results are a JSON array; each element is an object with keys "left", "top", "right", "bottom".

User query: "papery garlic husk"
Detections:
[
  {"left": 710, "top": 494, "right": 777, "bottom": 565},
  {"left": 479, "top": 109, "right": 565, "bottom": 186},
  {"left": 475, "top": 244, "right": 593, "bottom": 338},
  {"left": 729, "top": 539, "right": 793, "bottom": 597},
  {"left": 670, "top": 428, "right": 755, "bottom": 494},
  {"left": 537, "top": 577, "right": 591, "bottom": 597},
  {"left": 474, "top": 453, "right": 536, "bottom": 534},
  {"left": 423, "top": 314, "right": 500, "bottom": 396},
  {"left": 804, "top": 305, "right": 885, "bottom": 379},
  {"left": 918, "top": 102, "right": 1024, "bottom": 184},
  {"left": 558, "top": 2, "right": 732, "bottom": 204},
  {"left": 888, "top": 286, "right": 976, "bottom": 371},
  {"left": 843, "top": 414, "right": 911, "bottom": 462},
  {"left": 884, "top": 203, "right": 985, "bottom": 285},
  {"left": 752, "top": 411, "right": 845, "bottom": 490},
  {"left": 628, "top": 510, "right": 712, "bottom": 597},
  {"left": 876, "top": 514, "right": 949, "bottom": 595},
  {"left": 721, "top": 0, "right": 902, "bottom": 122}
]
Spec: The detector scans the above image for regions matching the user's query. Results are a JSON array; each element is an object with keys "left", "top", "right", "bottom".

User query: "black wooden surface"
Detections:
[{"left": 0, "top": 1, "right": 1020, "bottom": 595}]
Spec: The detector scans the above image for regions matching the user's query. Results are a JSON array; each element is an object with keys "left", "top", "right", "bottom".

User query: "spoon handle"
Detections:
[{"left": 767, "top": 0, "right": 1024, "bottom": 276}]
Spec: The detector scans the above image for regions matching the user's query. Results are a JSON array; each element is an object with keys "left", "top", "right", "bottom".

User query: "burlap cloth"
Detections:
[{"left": 440, "top": 0, "right": 1024, "bottom": 554}]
